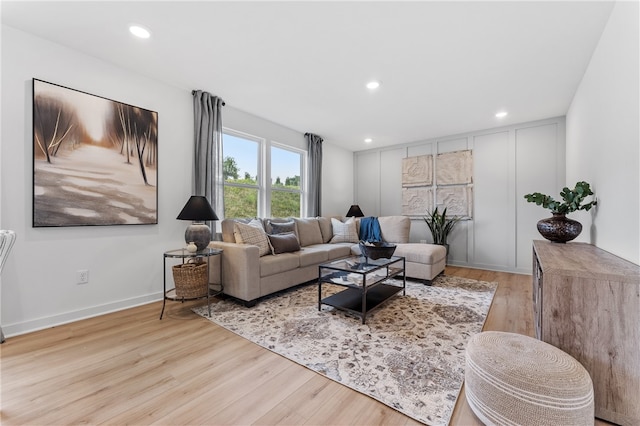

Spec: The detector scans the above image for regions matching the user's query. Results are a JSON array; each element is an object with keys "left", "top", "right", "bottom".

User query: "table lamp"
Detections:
[
  {"left": 345, "top": 204, "right": 365, "bottom": 218},
  {"left": 176, "top": 195, "right": 219, "bottom": 251}
]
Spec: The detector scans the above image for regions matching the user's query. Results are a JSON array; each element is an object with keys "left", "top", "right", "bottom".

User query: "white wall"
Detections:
[
  {"left": 321, "top": 142, "right": 354, "bottom": 217},
  {"left": 1, "top": 26, "right": 192, "bottom": 337},
  {"left": 225, "top": 106, "right": 306, "bottom": 151},
  {"left": 354, "top": 117, "right": 566, "bottom": 274},
  {"left": 0, "top": 26, "right": 352, "bottom": 336},
  {"left": 566, "top": 1, "right": 639, "bottom": 265}
]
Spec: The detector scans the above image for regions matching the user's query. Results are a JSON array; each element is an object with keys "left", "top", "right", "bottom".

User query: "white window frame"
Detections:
[
  {"left": 268, "top": 141, "right": 306, "bottom": 218},
  {"left": 222, "top": 129, "right": 263, "bottom": 218},
  {"left": 222, "top": 128, "right": 307, "bottom": 218}
]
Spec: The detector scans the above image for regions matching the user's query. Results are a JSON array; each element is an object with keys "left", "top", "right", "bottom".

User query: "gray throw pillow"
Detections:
[
  {"left": 268, "top": 232, "right": 301, "bottom": 254},
  {"left": 270, "top": 220, "right": 296, "bottom": 235}
]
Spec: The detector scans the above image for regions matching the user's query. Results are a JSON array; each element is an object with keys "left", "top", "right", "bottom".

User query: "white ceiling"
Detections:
[{"left": 1, "top": 1, "right": 614, "bottom": 151}]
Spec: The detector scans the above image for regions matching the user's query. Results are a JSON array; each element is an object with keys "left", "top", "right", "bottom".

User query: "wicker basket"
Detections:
[{"left": 172, "top": 262, "right": 208, "bottom": 298}]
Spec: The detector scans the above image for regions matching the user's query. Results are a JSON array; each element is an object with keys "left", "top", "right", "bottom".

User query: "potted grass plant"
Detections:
[{"left": 424, "top": 207, "right": 461, "bottom": 255}]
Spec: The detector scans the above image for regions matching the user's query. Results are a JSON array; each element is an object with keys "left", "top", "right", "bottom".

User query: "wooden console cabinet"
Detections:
[{"left": 532, "top": 240, "right": 640, "bottom": 425}]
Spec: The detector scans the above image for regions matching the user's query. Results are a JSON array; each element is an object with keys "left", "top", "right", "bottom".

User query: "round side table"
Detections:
[{"left": 160, "top": 247, "right": 223, "bottom": 319}]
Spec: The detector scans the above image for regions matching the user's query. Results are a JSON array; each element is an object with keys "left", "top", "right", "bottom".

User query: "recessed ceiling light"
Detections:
[
  {"left": 366, "top": 81, "right": 380, "bottom": 90},
  {"left": 364, "top": 138, "right": 373, "bottom": 143},
  {"left": 129, "top": 25, "right": 151, "bottom": 39},
  {"left": 495, "top": 111, "right": 508, "bottom": 118}
]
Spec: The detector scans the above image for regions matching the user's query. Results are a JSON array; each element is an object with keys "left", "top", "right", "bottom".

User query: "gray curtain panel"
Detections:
[
  {"left": 0, "top": 230, "right": 16, "bottom": 343},
  {"left": 305, "top": 132, "right": 323, "bottom": 217},
  {"left": 192, "top": 90, "right": 225, "bottom": 227}
]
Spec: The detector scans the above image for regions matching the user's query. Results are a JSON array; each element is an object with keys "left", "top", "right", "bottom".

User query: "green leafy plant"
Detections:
[
  {"left": 424, "top": 207, "right": 461, "bottom": 246},
  {"left": 524, "top": 181, "right": 597, "bottom": 215}
]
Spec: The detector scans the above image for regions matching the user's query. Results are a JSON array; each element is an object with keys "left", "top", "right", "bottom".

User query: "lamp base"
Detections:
[{"left": 185, "top": 222, "right": 211, "bottom": 251}]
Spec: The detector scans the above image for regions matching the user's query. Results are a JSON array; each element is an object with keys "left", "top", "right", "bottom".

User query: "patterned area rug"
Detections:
[{"left": 193, "top": 275, "right": 497, "bottom": 425}]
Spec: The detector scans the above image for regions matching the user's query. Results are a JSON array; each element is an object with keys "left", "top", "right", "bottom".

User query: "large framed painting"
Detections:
[{"left": 32, "top": 79, "right": 158, "bottom": 227}]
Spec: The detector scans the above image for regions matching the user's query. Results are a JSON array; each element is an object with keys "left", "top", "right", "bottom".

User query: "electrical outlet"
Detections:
[{"left": 77, "top": 269, "right": 89, "bottom": 284}]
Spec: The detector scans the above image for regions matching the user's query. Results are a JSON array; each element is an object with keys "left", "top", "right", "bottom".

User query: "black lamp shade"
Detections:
[
  {"left": 346, "top": 205, "right": 365, "bottom": 218},
  {"left": 176, "top": 196, "right": 218, "bottom": 222}
]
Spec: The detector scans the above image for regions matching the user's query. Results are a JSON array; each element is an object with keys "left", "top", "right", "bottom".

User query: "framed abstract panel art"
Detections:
[{"left": 32, "top": 79, "right": 158, "bottom": 227}]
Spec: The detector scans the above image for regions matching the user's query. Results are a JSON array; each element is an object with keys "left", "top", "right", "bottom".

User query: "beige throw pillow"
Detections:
[
  {"left": 317, "top": 216, "right": 333, "bottom": 243},
  {"left": 234, "top": 221, "right": 272, "bottom": 256},
  {"left": 378, "top": 216, "right": 410, "bottom": 243},
  {"left": 330, "top": 218, "right": 359, "bottom": 243},
  {"left": 293, "top": 218, "right": 324, "bottom": 246}
]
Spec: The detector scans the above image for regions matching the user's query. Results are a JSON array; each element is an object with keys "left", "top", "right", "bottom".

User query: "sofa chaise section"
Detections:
[{"left": 350, "top": 216, "right": 447, "bottom": 284}]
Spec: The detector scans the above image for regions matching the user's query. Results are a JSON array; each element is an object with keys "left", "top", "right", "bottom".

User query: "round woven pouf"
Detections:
[{"left": 465, "top": 331, "right": 594, "bottom": 425}]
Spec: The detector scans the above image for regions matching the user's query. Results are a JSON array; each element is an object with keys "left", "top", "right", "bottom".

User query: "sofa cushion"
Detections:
[
  {"left": 378, "top": 216, "right": 410, "bottom": 243},
  {"left": 330, "top": 218, "right": 359, "bottom": 243},
  {"left": 317, "top": 216, "right": 333, "bottom": 243},
  {"left": 294, "top": 218, "right": 324, "bottom": 247},
  {"left": 234, "top": 222, "right": 272, "bottom": 257},
  {"left": 298, "top": 246, "right": 329, "bottom": 267},
  {"left": 268, "top": 232, "right": 300, "bottom": 255},
  {"left": 260, "top": 252, "right": 299, "bottom": 277},
  {"left": 310, "top": 243, "right": 353, "bottom": 259},
  {"left": 394, "top": 243, "right": 447, "bottom": 264}
]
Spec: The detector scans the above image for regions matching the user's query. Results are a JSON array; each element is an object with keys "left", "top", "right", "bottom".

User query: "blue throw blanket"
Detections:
[{"left": 359, "top": 217, "right": 382, "bottom": 242}]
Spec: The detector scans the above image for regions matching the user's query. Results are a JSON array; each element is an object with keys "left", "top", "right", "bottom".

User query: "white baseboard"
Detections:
[{"left": 2, "top": 292, "right": 163, "bottom": 338}]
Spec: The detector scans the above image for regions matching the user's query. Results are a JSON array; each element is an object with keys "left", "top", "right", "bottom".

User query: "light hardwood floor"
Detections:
[{"left": 0, "top": 267, "right": 609, "bottom": 425}]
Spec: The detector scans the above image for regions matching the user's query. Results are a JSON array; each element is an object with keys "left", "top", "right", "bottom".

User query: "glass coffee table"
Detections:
[{"left": 318, "top": 255, "right": 406, "bottom": 324}]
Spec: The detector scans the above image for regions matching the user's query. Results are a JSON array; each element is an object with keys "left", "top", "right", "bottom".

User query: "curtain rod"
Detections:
[{"left": 191, "top": 90, "right": 225, "bottom": 106}]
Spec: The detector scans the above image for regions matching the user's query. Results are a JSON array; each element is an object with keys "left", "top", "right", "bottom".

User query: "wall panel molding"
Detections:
[{"left": 354, "top": 116, "right": 565, "bottom": 274}]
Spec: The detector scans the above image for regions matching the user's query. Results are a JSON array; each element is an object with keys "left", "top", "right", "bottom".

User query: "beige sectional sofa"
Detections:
[{"left": 209, "top": 215, "right": 446, "bottom": 306}]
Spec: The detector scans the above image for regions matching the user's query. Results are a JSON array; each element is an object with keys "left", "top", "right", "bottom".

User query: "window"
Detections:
[
  {"left": 223, "top": 132, "right": 260, "bottom": 218},
  {"left": 222, "top": 130, "right": 305, "bottom": 218},
  {"left": 270, "top": 144, "right": 303, "bottom": 217}
]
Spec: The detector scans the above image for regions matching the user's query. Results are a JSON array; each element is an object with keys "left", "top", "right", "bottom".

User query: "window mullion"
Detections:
[
  {"left": 261, "top": 139, "right": 270, "bottom": 217},
  {"left": 301, "top": 151, "right": 307, "bottom": 217}
]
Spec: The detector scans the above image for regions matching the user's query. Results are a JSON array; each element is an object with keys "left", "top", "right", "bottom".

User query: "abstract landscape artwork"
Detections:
[{"left": 32, "top": 79, "right": 158, "bottom": 227}]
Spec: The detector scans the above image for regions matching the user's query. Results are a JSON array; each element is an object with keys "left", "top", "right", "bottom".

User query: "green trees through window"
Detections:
[
  {"left": 270, "top": 145, "right": 301, "bottom": 217},
  {"left": 223, "top": 131, "right": 303, "bottom": 218}
]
